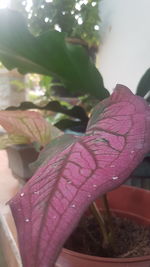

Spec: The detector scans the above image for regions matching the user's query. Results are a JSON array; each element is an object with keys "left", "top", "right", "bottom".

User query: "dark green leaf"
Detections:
[
  {"left": 6, "top": 101, "right": 89, "bottom": 122},
  {"left": 136, "top": 68, "right": 150, "bottom": 99},
  {"left": 54, "top": 119, "right": 87, "bottom": 132},
  {"left": 0, "top": 9, "right": 109, "bottom": 99}
]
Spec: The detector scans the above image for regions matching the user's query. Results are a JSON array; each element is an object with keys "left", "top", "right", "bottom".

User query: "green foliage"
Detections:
[
  {"left": 136, "top": 68, "right": 150, "bottom": 101},
  {"left": 10, "top": 80, "right": 26, "bottom": 92},
  {"left": 13, "top": 0, "right": 101, "bottom": 47},
  {"left": 0, "top": 9, "right": 108, "bottom": 99}
]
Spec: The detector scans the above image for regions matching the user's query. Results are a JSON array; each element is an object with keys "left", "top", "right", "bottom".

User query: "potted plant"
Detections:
[
  {"left": 7, "top": 84, "right": 150, "bottom": 267},
  {"left": 0, "top": 109, "right": 61, "bottom": 183},
  {"left": 0, "top": 9, "right": 150, "bottom": 267}
]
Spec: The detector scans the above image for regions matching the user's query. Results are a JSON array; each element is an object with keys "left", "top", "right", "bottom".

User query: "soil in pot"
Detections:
[{"left": 64, "top": 213, "right": 150, "bottom": 258}]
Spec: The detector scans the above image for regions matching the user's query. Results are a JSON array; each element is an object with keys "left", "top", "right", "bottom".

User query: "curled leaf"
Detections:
[{"left": 9, "top": 85, "right": 150, "bottom": 267}]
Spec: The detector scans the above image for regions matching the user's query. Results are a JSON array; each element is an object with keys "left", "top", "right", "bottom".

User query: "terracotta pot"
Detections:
[
  {"left": 57, "top": 186, "right": 150, "bottom": 267},
  {"left": 6, "top": 144, "right": 39, "bottom": 184}
]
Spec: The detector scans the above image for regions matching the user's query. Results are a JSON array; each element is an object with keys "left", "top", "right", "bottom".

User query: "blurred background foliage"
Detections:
[
  {"left": 0, "top": 0, "right": 102, "bottom": 103},
  {"left": 10, "top": 0, "right": 101, "bottom": 47}
]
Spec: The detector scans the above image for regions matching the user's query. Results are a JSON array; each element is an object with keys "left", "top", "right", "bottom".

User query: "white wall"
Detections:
[
  {"left": 0, "top": 69, "right": 26, "bottom": 109},
  {"left": 97, "top": 0, "right": 150, "bottom": 93}
]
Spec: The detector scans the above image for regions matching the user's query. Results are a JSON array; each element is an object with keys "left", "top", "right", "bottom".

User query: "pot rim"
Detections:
[
  {"left": 61, "top": 248, "right": 150, "bottom": 263},
  {"left": 62, "top": 185, "right": 150, "bottom": 263}
]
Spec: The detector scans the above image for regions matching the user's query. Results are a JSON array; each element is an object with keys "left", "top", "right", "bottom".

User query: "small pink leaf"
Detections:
[
  {"left": 9, "top": 85, "right": 150, "bottom": 267},
  {"left": 0, "top": 110, "right": 51, "bottom": 146}
]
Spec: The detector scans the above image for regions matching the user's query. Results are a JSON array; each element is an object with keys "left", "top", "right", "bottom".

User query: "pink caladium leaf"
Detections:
[
  {"left": 0, "top": 110, "right": 51, "bottom": 147},
  {"left": 9, "top": 85, "right": 150, "bottom": 267}
]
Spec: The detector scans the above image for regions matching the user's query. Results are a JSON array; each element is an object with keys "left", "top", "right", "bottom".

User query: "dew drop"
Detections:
[
  {"left": 20, "top": 193, "right": 25, "bottom": 197},
  {"left": 67, "top": 180, "right": 72, "bottom": 184},
  {"left": 34, "top": 191, "right": 40, "bottom": 195},
  {"left": 131, "top": 150, "right": 135, "bottom": 154},
  {"left": 87, "top": 194, "right": 91, "bottom": 198},
  {"left": 93, "top": 184, "right": 97, "bottom": 188},
  {"left": 110, "top": 164, "right": 115, "bottom": 168},
  {"left": 112, "top": 176, "right": 119, "bottom": 180},
  {"left": 71, "top": 204, "right": 76, "bottom": 208},
  {"left": 25, "top": 218, "right": 30, "bottom": 223}
]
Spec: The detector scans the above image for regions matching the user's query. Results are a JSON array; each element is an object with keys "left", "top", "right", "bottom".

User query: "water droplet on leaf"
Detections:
[
  {"left": 34, "top": 191, "right": 40, "bottom": 195},
  {"left": 25, "top": 218, "right": 30, "bottom": 223},
  {"left": 112, "top": 176, "right": 119, "bottom": 180}
]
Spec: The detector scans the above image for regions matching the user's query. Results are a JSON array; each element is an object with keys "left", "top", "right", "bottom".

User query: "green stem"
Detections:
[
  {"left": 90, "top": 201, "right": 109, "bottom": 247},
  {"left": 101, "top": 194, "right": 115, "bottom": 248},
  {"left": 102, "top": 194, "right": 112, "bottom": 224}
]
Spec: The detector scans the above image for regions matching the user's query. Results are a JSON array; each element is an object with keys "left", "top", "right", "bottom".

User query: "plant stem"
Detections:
[
  {"left": 90, "top": 201, "right": 109, "bottom": 247},
  {"left": 101, "top": 194, "right": 115, "bottom": 248},
  {"left": 102, "top": 194, "right": 113, "bottom": 231}
]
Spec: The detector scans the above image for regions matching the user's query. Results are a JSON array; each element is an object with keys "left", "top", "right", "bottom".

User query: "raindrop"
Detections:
[
  {"left": 93, "top": 184, "right": 97, "bottom": 188},
  {"left": 87, "top": 194, "right": 91, "bottom": 198},
  {"left": 110, "top": 164, "right": 115, "bottom": 168},
  {"left": 20, "top": 193, "right": 25, "bottom": 197},
  {"left": 112, "top": 176, "right": 119, "bottom": 180},
  {"left": 131, "top": 150, "right": 135, "bottom": 154},
  {"left": 34, "top": 191, "right": 40, "bottom": 195},
  {"left": 71, "top": 204, "right": 76, "bottom": 208},
  {"left": 25, "top": 218, "right": 30, "bottom": 223}
]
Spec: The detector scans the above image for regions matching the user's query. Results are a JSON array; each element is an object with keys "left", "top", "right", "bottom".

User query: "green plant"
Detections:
[
  {"left": 136, "top": 68, "right": 150, "bottom": 102},
  {"left": 11, "top": 0, "right": 101, "bottom": 47},
  {"left": 0, "top": 9, "right": 108, "bottom": 100}
]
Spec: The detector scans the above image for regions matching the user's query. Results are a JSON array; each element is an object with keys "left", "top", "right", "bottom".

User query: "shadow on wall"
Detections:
[{"left": 97, "top": 0, "right": 150, "bottom": 93}]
